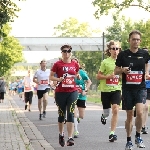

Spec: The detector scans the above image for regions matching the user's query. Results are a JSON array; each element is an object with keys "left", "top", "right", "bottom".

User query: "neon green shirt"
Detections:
[{"left": 99, "top": 57, "right": 121, "bottom": 92}]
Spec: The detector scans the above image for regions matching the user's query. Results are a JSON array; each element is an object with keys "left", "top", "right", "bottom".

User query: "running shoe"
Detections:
[
  {"left": 43, "top": 111, "right": 46, "bottom": 118},
  {"left": 125, "top": 141, "right": 133, "bottom": 150},
  {"left": 59, "top": 134, "right": 65, "bottom": 147},
  {"left": 39, "top": 114, "right": 42, "bottom": 120},
  {"left": 109, "top": 134, "right": 117, "bottom": 142},
  {"left": 74, "top": 131, "right": 79, "bottom": 138},
  {"left": 101, "top": 114, "right": 107, "bottom": 125},
  {"left": 67, "top": 138, "right": 74, "bottom": 146},
  {"left": 141, "top": 127, "right": 148, "bottom": 134},
  {"left": 135, "top": 136, "right": 145, "bottom": 148}
]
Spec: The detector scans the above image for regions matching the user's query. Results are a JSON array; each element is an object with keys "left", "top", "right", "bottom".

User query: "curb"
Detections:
[{"left": 7, "top": 96, "right": 54, "bottom": 150}]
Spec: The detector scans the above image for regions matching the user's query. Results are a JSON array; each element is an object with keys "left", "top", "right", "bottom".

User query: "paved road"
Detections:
[{"left": 12, "top": 95, "right": 150, "bottom": 150}]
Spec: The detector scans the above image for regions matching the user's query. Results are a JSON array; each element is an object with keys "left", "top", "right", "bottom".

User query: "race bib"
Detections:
[
  {"left": 126, "top": 71, "right": 143, "bottom": 84},
  {"left": 40, "top": 80, "right": 48, "bottom": 85},
  {"left": 25, "top": 87, "right": 31, "bottom": 91},
  {"left": 106, "top": 75, "right": 119, "bottom": 86},
  {"left": 76, "top": 85, "right": 82, "bottom": 93},
  {"left": 62, "top": 77, "right": 75, "bottom": 88}
]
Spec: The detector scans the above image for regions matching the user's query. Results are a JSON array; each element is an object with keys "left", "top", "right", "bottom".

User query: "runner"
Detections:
[
  {"left": 72, "top": 58, "right": 92, "bottom": 138},
  {"left": 141, "top": 47, "right": 150, "bottom": 134},
  {"left": 50, "top": 44, "right": 80, "bottom": 147},
  {"left": 23, "top": 70, "right": 33, "bottom": 111},
  {"left": 33, "top": 60, "right": 50, "bottom": 120},
  {"left": 18, "top": 79, "right": 24, "bottom": 100},
  {"left": 97, "top": 40, "right": 121, "bottom": 142},
  {"left": 0, "top": 77, "right": 6, "bottom": 103},
  {"left": 114, "top": 30, "right": 149, "bottom": 149}
]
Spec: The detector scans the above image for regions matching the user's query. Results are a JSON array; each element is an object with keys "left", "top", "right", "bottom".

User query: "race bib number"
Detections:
[
  {"left": 76, "top": 85, "right": 82, "bottom": 93},
  {"left": 62, "top": 77, "right": 75, "bottom": 88},
  {"left": 40, "top": 80, "right": 48, "bottom": 85},
  {"left": 126, "top": 71, "right": 143, "bottom": 84},
  {"left": 106, "top": 75, "right": 119, "bottom": 86}
]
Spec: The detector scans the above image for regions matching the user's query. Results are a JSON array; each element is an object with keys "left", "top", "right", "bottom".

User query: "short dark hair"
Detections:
[
  {"left": 60, "top": 45, "right": 72, "bottom": 51},
  {"left": 40, "top": 59, "right": 46, "bottom": 64},
  {"left": 129, "top": 30, "right": 141, "bottom": 39}
]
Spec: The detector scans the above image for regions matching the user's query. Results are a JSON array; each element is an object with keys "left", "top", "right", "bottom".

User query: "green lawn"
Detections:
[{"left": 87, "top": 95, "right": 101, "bottom": 104}]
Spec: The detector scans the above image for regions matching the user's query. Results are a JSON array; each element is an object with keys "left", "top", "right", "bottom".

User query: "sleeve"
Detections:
[
  {"left": 115, "top": 52, "right": 123, "bottom": 67},
  {"left": 99, "top": 60, "right": 105, "bottom": 73},
  {"left": 51, "top": 62, "right": 58, "bottom": 73},
  {"left": 34, "top": 71, "right": 38, "bottom": 78},
  {"left": 75, "top": 62, "right": 79, "bottom": 72},
  {"left": 145, "top": 51, "right": 149, "bottom": 63},
  {"left": 80, "top": 70, "right": 89, "bottom": 81}
]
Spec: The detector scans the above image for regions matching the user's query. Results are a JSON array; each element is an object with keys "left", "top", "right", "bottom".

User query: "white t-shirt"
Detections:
[
  {"left": 34, "top": 69, "right": 50, "bottom": 90},
  {"left": 23, "top": 76, "right": 33, "bottom": 92}
]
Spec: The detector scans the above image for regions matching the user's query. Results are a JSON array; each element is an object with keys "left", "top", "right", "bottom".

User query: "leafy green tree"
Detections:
[
  {"left": 105, "top": 13, "right": 150, "bottom": 50},
  {"left": 0, "top": 0, "right": 24, "bottom": 37},
  {"left": 53, "top": 17, "right": 102, "bottom": 86},
  {"left": 105, "top": 13, "right": 134, "bottom": 50},
  {"left": 0, "top": 24, "right": 23, "bottom": 76},
  {"left": 92, "top": 0, "right": 150, "bottom": 19},
  {"left": 134, "top": 20, "right": 150, "bottom": 49},
  {"left": 53, "top": 17, "right": 98, "bottom": 37}
]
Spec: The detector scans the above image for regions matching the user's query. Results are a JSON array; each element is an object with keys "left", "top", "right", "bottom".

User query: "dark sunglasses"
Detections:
[
  {"left": 62, "top": 49, "right": 71, "bottom": 53},
  {"left": 110, "top": 47, "right": 120, "bottom": 50}
]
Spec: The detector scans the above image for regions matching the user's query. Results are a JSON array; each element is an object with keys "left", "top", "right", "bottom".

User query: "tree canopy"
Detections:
[
  {"left": 92, "top": 0, "right": 150, "bottom": 19},
  {"left": 0, "top": 24, "right": 23, "bottom": 76},
  {"left": 0, "top": 0, "right": 23, "bottom": 37},
  {"left": 105, "top": 13, "right": 150, "bottom": 50}
]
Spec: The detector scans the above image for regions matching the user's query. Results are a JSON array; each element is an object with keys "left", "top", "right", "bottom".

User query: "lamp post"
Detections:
[{"left": 102, "top": 32, "right": 105, "bottom": 60}]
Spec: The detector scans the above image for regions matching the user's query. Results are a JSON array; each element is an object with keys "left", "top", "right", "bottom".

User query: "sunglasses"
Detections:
[
  {"left": 62, "top": 49, "right": 71, "bottom": 53},
  {"left": 110, "top": 47, "right": 120, "bottom": 50}
]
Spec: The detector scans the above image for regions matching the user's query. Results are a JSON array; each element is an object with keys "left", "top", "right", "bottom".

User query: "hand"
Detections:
[
  {"left": 122, "top": 67, "right": 131, "bottom": 74},
  {"left": 146, "top": 74, "right": 150, "bottom": 80},
  {"left": 77, "top": 74, "right": 81, "bottom": 80},
  {"left": 106, "top": 73, "right": 115, "bottom": 79},
  {"left": 37, "top": 81, "right": 40, "bottom": 85},
  {"left": 82, "top": 90, "right": 87, "bottom": 96},
  {"left": 58, "top": 77, "right": 64, "bottom": 82}
]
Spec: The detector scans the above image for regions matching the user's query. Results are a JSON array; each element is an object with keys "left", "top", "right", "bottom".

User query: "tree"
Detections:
[
  {"left": 53, "top": 17, "right": 102, "bottom": 86},
  {"left": 105, "top": 13, "right": 150, "bottom": 50},
  {"left": 0, "top": 24, "right": 23, "bottom": 76},
  {"left": 105, "top": 13, "right": 134, "bottom": 49},
  {"left": 92, "top": 0, "right": 150, "bottom": 19},
  {"left": 53, "top": 17, "right": 98, "bottom": 37},
  {"left": 0, "top": 0, "right": 24, "bottom": 37},
  {"left": 134, "top": 20, "right": 150, "bottom": 49}
]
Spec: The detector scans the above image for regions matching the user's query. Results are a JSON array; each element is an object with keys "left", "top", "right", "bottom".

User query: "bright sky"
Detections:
[{"left": 11, "top": 0, "right": 150, "bottom": 63}]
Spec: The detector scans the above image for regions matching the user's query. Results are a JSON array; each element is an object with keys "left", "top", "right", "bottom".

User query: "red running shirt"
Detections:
[{"left": 51, "top": 60, "right": 79, "bottom": 92}]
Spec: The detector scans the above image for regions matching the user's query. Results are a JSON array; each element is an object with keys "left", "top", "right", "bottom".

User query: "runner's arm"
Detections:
[
  {"left": 85, "top": 79, "right": 92, "bottom": 91},
  {"left": 145, "top": 63, "right": 150, "bottom": 79},
  {"left": 96, "top": 71, "right": 115, "bottom": 80},
  {"left": 33, "top": 77, "right": 39, "bottom": 84},
  {"left": 49, "top": 71, "right": 62, "bottom": 82}
]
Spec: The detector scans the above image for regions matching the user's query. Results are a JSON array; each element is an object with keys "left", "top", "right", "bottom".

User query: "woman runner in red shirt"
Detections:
[{"left": 50, "top": 45, "right": 80, "bottom": 147}]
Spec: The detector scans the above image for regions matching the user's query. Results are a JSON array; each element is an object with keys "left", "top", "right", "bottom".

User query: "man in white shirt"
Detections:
[
  {"left": 23, "top": 70, "right": 33, "bottom": 111},
  {"left": 33, "top": 60, "right": 50, "bottom": 120}
]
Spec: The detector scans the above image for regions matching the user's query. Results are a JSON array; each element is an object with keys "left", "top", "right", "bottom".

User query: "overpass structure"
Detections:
[
  {"left": 14, "top": 37, "right": 106, "bottom": 68},
  {"left": 15, "top": 37, "right": 106, "bottom": 51}
]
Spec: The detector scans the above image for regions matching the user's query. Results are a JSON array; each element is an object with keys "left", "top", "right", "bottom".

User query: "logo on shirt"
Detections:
[{"left": 63, "top": 67, "right": 76, "bottom": 72}]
